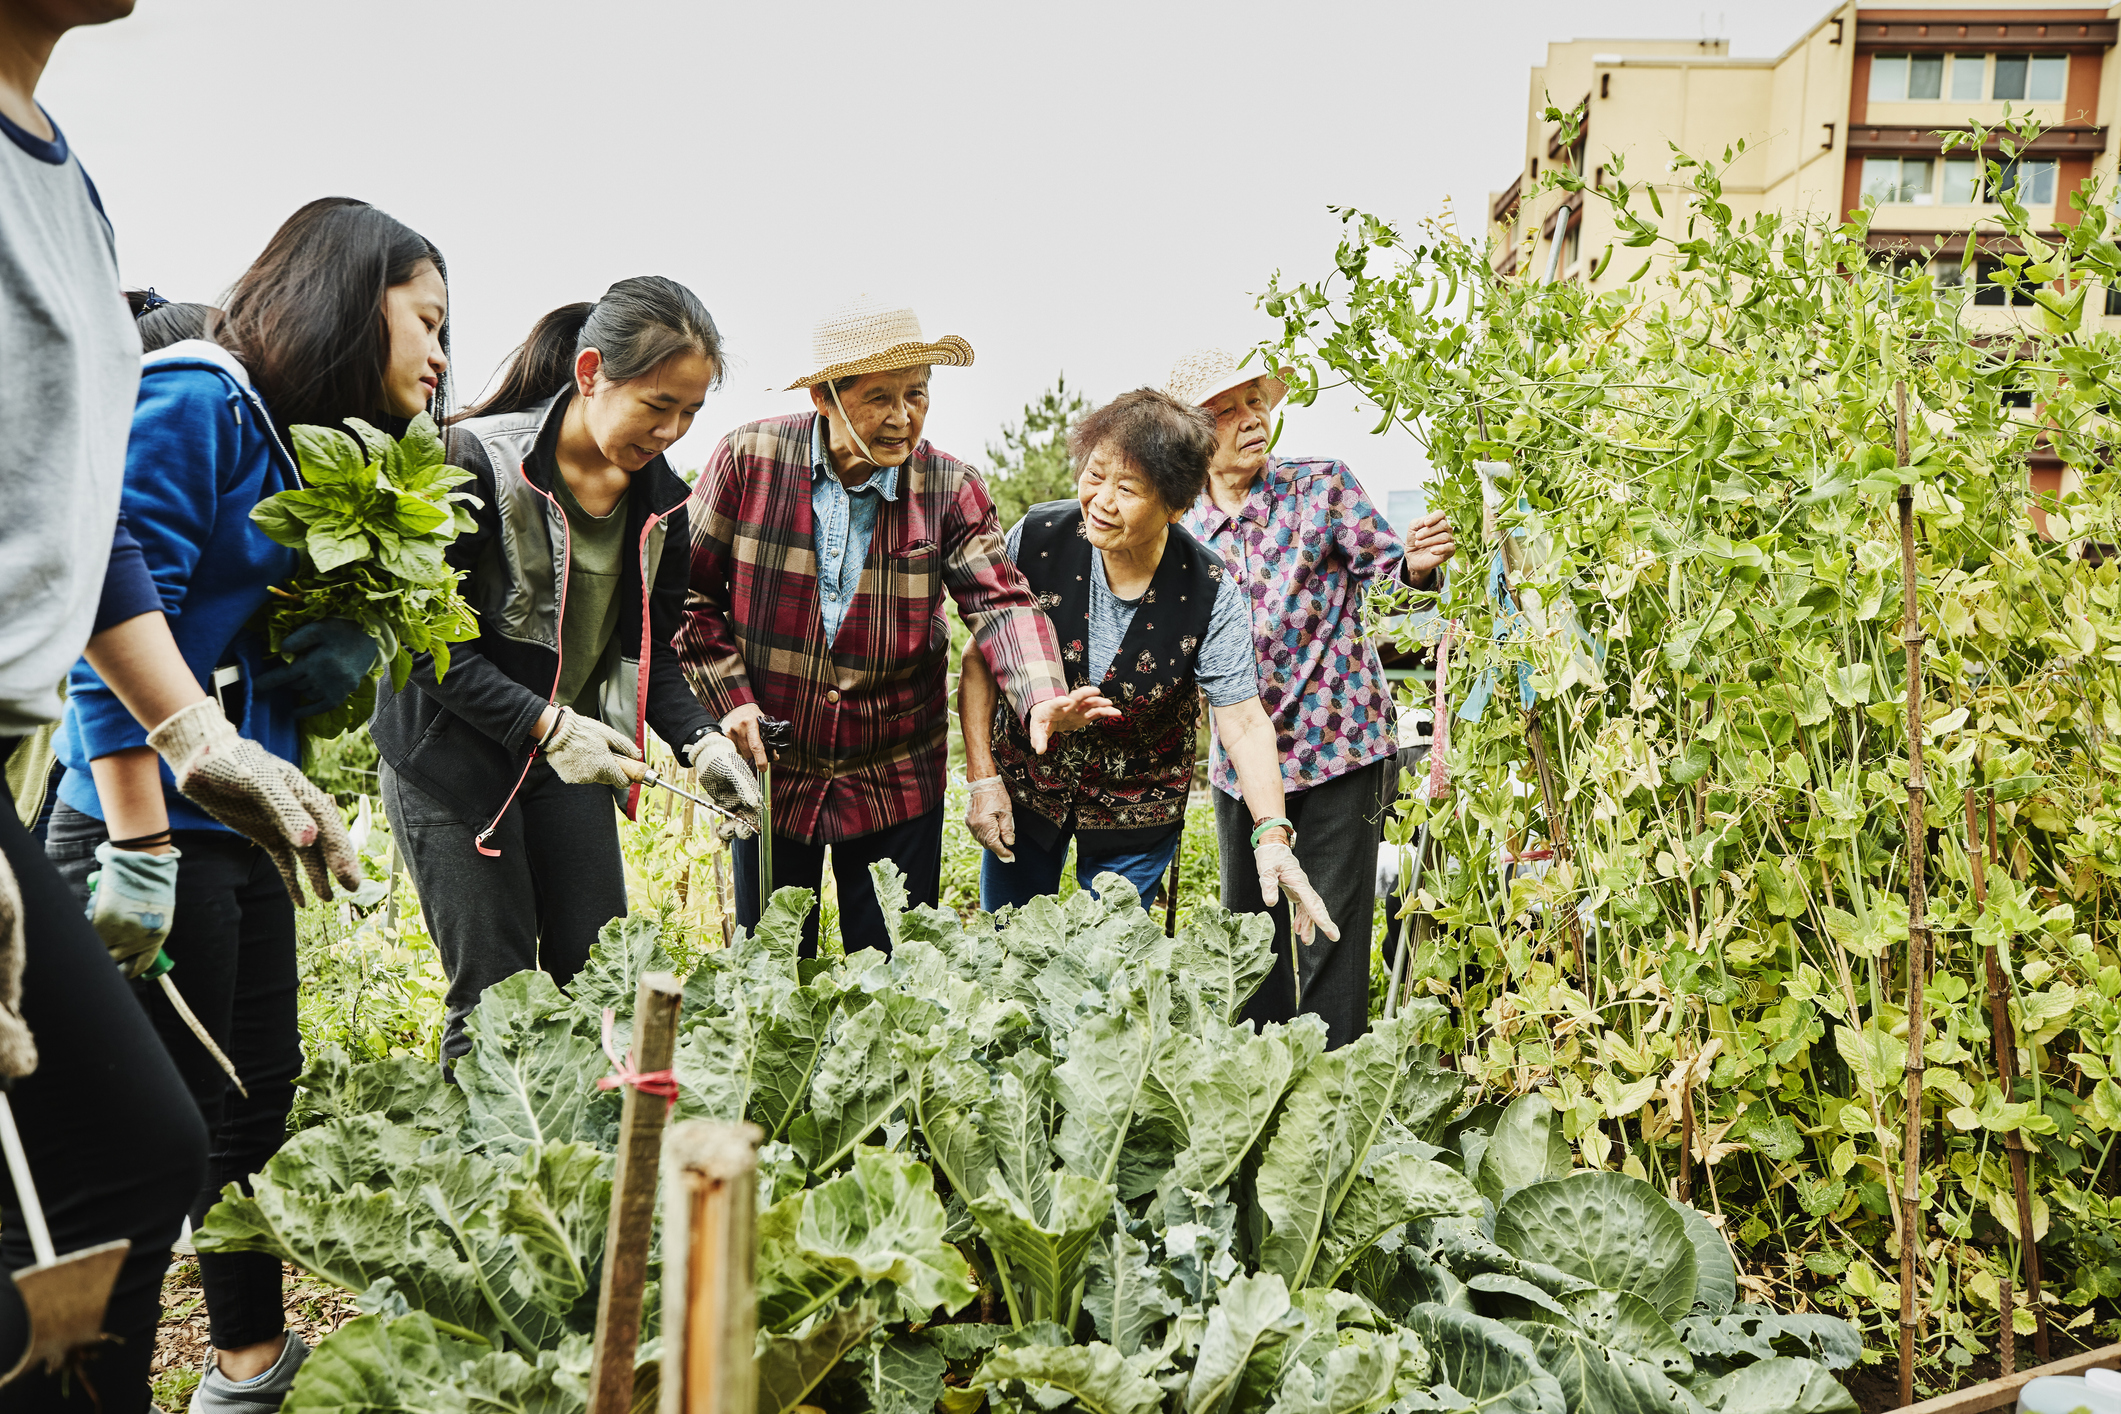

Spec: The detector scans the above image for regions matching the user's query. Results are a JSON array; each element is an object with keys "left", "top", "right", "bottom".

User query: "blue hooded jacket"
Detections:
[{"left": 56, "top": 340, "right": 302, "bottom": 831}]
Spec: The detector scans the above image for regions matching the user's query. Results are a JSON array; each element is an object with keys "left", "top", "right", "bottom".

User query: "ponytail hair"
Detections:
[{"left": 462, "top": 275, "right": 724, "bottom": 422}]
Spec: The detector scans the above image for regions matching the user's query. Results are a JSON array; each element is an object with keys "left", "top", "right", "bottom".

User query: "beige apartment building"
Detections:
[{"left": 1491, "top": 3, "right": 2118, "bottom": 296}]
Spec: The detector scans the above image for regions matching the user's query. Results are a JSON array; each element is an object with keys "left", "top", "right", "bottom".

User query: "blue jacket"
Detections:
[{"left": 57, "top": 340, "right": 302, "bottom": 831}]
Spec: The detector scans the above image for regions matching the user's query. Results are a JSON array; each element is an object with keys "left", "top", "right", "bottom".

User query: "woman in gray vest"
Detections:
[{"left": 958, "top": 389, "right": 1334, "bottom": 939}]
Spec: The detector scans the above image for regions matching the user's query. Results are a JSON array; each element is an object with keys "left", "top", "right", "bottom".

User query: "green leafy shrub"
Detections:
[
  {"left": 215, "top": 872, "right": 1856, "bottom": 1412},
  {"left": 250, "top": 413, "right": 481, "bottom": 739}
]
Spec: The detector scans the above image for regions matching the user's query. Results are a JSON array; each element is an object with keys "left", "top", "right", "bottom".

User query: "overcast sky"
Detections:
[{"left": 41, "top": 0, "right": 1827, "bottom": 507}]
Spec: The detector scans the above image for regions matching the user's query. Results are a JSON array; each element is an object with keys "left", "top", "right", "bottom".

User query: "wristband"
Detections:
[
  {"left": 1250, "top": 817, "right": 1295, "bottom": 849},
  {"left": 536, "top": 707, "right": 568, "bottom": 751},
  {"left": 110, "top": 830, "right": 173, "bottom": 851}
]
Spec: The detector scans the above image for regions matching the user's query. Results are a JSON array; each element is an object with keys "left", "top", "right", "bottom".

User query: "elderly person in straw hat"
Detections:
[
  {"left": 959, "top": 388, "right": 1336, "bottom": 940},
  {"left": 677, "top": 298, "right": 1110, "bottom": 955},
  {"left": 1169, "top": 349, "right": 1456, "bottom": 1050}
]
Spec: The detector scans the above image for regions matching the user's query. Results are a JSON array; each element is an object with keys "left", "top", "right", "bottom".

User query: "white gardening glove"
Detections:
[
  {"left": 86, "top": 842, "right": 182, "bottom": 979},
  {"left": 686, "top": 731, "right": 761, "bottom": 833},
  {"left": 1256, "top": 838, "right": 1339, "bottom": 946},
  {"left": 965, "top": 776, "right": 1015, "bottom": 861},
  {"left": 539, "top": 708, "right": 644, "bottom": 787},
  {"left": 149, "top": 698, "right": 360, "bottom": 906}
]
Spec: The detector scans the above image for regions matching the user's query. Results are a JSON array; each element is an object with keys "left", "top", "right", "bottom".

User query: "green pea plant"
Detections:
[{"left": 1261, "top": 111, "right": 2121, "bottom": 1396}]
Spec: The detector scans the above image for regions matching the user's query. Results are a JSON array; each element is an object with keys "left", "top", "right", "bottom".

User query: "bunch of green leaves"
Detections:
[
  {"left": 1261, "top": 112, "right": 2121, "bottom": 1386},
  {"left": 250, "top": 412, "right": 481, "bottom": 738},
  {"left": 217, "top": 870, "right": 1860, "bottom": 1413}
]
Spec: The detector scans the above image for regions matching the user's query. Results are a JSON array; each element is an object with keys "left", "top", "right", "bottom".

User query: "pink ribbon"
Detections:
[{"left": 596, "top": 1007, "right": 679, "bottom": 1111}]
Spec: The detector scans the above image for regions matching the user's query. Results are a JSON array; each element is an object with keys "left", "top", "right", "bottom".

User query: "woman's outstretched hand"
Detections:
[{"left": 1027, "top": 685, "right": 1120, "bottom": 753}]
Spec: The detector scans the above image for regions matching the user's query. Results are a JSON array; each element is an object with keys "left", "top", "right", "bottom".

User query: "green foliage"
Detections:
[
  {"left": 984, "top": 376, "right": 1090, "bottom": 528},
  {"left": 241, "top": 876, "right": 1856, "bottom": 1413},
  {"left": 1264, "top": 115, "right": 2121, "bottom": 1380},
  {"left": 251, "top": 413, "right": 481, "bottom": 738}
]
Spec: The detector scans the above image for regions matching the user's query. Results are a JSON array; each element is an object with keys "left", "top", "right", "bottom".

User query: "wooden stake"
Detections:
[
  {"left": 1896, "top": 380, "right": 1930, "bottom": 1407},
  {"left": 1999, "top": 1267, "right": 2015, "bottom": 1377},
  {"left": 1523, "top": 717, "right": 1586, "bottom": 980},
  {"left": 660, "top": 1121, "right": 763, "bottom": 1414},
  {"left": 1677, "top": 1052, "right": 1696, "bottom": 1205},
  {"left": 589, "top": 972, "right": 685, "bottom": 1414},
  {"left": 1971, "top": 788, "right": 2049, "bottom": 1362}
]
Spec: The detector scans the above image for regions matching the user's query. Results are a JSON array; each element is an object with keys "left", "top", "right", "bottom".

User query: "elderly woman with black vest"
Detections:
[{"left": 958, "top": 388, "right": 1335, "bottom": 940}]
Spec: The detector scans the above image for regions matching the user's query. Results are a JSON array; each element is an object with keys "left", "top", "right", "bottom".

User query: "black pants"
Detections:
[
  {"left": 1215, "top": 757, "right": 1396, "bottom": 1050},
  {"left": 0, "top": 773, "right": 204, "bottom": 1413},
  {"left": 48, "top": 805, "right": 299, "bottom": 1353},
  {"left": 731, "top": 805, "right": 943, "bottom": 957},
  {"left": 380, "top": 761, "right": 626, "bottom": 1062}
]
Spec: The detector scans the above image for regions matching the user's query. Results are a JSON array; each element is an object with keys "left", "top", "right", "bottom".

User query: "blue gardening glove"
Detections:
[
  {"left": 85, "top": 841, "right": 182, "bottom": 979},
  {"left": 253, "top": 619, "right": 380, "bottom": 717}
]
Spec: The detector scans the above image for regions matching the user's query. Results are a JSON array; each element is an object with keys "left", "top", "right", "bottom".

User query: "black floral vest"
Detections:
[{"left": 991, "top": 502, "right": 1221, "bottom": 853}]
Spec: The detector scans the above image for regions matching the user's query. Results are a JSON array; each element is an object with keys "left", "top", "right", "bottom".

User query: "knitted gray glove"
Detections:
[
  {"left": 541, "top": 708, "right": 643, "bottom": 787},
  {"left": 0, "top": 852, "right": 36, "bottom": 1079},
  {"left": 685, "top": 731, "right": 760, "bottom": 832},
  {"left": 149, "top": 699, "right": 359, "bottom": 906}
]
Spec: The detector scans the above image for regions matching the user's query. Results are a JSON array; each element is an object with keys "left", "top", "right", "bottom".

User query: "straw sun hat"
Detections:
[
  {"left": 786, "top": 296, "right": 974, "bottom": 390},
  {"left": 1163, "top": 348, "right": 1293, "bottom": 412}
]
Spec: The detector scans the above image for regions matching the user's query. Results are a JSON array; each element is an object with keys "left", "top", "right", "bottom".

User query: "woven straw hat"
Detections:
[
  {"left": 786, "top": 296, "right": 974, "bottom": 390},
  {"left": 1163, "top": 348, "right": 1292, "bottom": 412}
]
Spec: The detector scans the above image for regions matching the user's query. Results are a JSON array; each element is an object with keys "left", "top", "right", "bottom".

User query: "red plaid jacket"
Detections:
[{"left": 677, "top": 413, "right": 1066, "bottom": 843}]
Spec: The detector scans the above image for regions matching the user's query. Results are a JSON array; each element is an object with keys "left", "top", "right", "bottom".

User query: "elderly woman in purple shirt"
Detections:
[{"left": 1169, "top": 350, "right": 1456, "bottom": 1050}]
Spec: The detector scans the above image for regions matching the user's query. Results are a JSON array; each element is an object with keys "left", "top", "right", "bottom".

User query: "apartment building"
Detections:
[{"left": 1491, "top": 2, "right": 2118, "bottom": 295}]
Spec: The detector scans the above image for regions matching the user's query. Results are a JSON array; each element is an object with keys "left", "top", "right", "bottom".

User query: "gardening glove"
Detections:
[
  {"left": 0, "top": 853, "right": 35, "bottom": 1079},
  {"left": 1256, "top": 838, "right": 1339, "bottom": 947},
  {"left": 685, "top": 730, "right": 760, "bottom": 833},
  {"left": 148, "top": 698, "right": 360, "bottom": 906},
  {"left": 85, "top": 842, "right": 182, "bottom": 979},
  {"left": 540, "top": 707, "right": 644, "bottom": 788},
  {"left": 252, "top": 619, "right": 380, "bottom": 718},
  {"left": 965, "top": 776, "right": 1015, "bottom": 861}
]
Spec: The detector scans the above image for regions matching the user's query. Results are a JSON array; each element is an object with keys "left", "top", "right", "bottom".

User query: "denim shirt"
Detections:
[{"left": 810, "top": 413, "right": 899, "bottom": 645}]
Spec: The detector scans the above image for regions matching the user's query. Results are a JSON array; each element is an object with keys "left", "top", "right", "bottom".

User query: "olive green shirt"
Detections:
[{"left": 551, "top": 471, "right": 630, "bottom": 714}]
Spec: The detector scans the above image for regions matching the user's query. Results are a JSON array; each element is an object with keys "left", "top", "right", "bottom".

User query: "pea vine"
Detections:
[{"left": 1264, "top": 114, "right": 2121, "bottom": 1390}]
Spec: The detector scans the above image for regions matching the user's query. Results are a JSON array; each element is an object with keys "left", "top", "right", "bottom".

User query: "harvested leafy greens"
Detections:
[
  {"left": 203, "top": 870, "right": 1860, "bottom": 1413},
  {"left": 249, "top": 412, "right": 480, "bottom": 738}
]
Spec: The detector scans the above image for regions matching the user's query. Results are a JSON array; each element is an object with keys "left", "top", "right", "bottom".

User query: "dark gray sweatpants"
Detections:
[
  {"left": 1215, "top": 756, "right": 1395, "bottom": 1050},
  {"left": 381, "top": 761, "right": 627, "bottom": 1061}
]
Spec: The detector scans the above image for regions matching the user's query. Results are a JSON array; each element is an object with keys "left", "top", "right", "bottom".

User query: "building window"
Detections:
[
  {"left": 1950, "top": 53, "right": 1985, "bottom": 100},
  {"left": 1995, "top": 158, "right": 2058, "bottom": 204},
  {"left": 1992, "top": 54, "right": 2068, "bottom": 102},
  {"left": 1863, "top": 156, "right": 1936, "bottom": 204},
  {"left": 1970, "top": 259, "right": 2039, "bottom": 307},
  {"left": 1869, "top": 52, "right": 2067, "bottom": 102},
  {"left": 1866, "top": 154, "right": 2057, "bottom": 206}
]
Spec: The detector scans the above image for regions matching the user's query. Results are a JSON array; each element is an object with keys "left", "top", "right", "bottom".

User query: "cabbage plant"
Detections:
[{"left": 200, "top": 872, "right": 1858, "bottom": 1413}]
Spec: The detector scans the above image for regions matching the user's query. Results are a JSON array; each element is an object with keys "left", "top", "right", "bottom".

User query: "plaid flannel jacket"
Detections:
[{"left": 677, "top": 414, "right": 1067, "bottom": 843}]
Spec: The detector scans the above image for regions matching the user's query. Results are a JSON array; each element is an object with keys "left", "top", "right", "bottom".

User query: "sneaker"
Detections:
[{"left": 189, "top": 1332, "right": 310, "bottom": 1413}]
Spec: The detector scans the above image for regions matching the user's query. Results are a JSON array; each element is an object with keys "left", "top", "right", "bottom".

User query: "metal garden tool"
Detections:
[
  {"left": 144, "top": 949, "right": 245, "bottom": 1097},
  {"left": 755, "top": 718, "right": 792, "bottom": 915},
  {"left": 637, "top": 770, "right": 749, "bottom": 832},
  {"left": 0, "top": 1085, "right": 128, "bottom": 1385}
]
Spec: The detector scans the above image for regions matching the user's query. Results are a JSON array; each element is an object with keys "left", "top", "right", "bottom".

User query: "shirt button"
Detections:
[{"left": 827, "top": 689, "right": 841, "bottom": 703}]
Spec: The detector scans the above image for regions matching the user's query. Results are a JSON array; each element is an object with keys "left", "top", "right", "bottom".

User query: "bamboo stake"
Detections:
[
  {"left": 1972, "top": 787, "right": 2049, "bottom": 1361},
  {"left": 660, "top": 1121, "right": 763, "bottom": 1414},
  {"left": 1896, "top": 381, "right": 1930, "bottom": 1407},
  {"left": 1523, "top": 717, "right": 1586, "bottom": 980},
  {"left": 589, "top": 972, "right": 685, "bottom": 1414}
]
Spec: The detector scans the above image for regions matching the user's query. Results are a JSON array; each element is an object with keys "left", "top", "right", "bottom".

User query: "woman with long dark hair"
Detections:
[
  {"left": 372, "top": 277, "right": 756, "bottom": 1064},
  {"left": 48, "top": 196, "right": 448, "bottom": 1412}
]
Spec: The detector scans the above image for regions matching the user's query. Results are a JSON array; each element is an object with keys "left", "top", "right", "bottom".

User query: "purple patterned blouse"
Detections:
[{"left": 1182, "top": 456, "right": 1411, "bottom": 799}]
